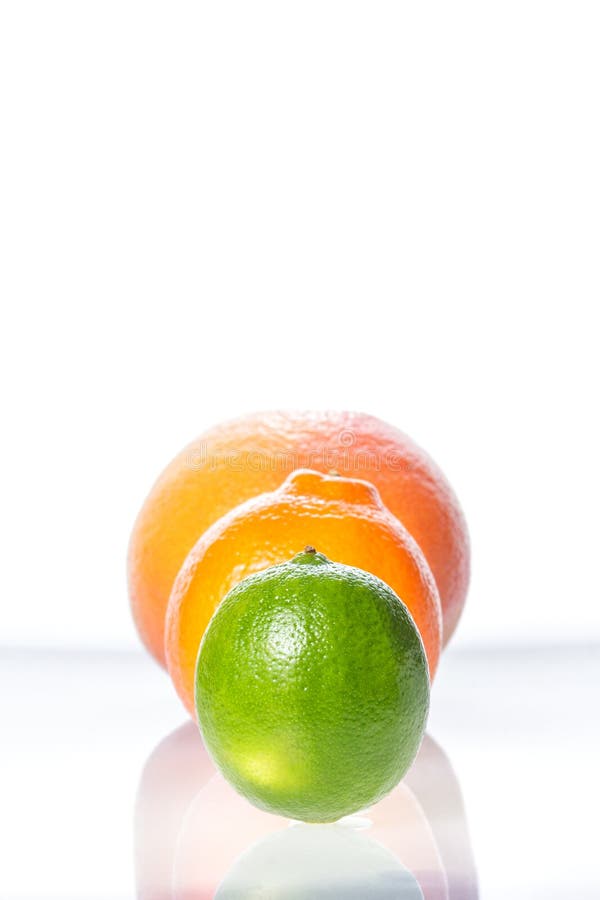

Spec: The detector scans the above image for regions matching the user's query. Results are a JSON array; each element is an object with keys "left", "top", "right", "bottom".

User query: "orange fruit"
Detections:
[
  {"left": 128, "top": 411, "right": 469, "bottom": 666},
  {"left": 165, "top": 469, "right": 442, "bottom": 716}
]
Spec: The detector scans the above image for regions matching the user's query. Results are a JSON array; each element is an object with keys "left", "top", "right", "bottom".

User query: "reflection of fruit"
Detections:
[
  {"left": 404, "top": 734, "right": 479, "bottom": 900},
  {"left": 195, "top": 549, "right": 430, "bottom": 823},
  {"left": 171, "top": 774, "right": 446, "bottom": 900},
  {"left": 166, "top": 469, "right": 442, "bottom": 714},
  {"left": 137, "top": 724, "right": 469, "bottom": 899},
  {"left": 215, "top": 824, "right": 424, "bottom": 899},
  {"left": 128, "top": 410, "right": 470, "bottom": 665},
  {"left": 134, "top": 722, "right": 212, "bottom": 900}
]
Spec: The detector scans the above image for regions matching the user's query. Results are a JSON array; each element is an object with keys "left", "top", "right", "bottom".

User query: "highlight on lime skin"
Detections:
[{"left": 220, "top": 739, "right": 308, "bottom": 796}]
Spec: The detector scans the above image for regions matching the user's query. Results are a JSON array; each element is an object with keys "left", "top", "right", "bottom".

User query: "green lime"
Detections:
[{"left": 195, "top": 548, "right": 430, "bottom": 823}]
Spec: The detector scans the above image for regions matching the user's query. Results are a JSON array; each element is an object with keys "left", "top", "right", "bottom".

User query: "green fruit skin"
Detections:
[{"left": 195, "top": 551, "right": 430, "bottom": 824}]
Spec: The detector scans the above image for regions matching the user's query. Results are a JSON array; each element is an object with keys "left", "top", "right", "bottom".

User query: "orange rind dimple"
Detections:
[{"left": 282, "top": 468, "right": 383, "bottom": 508}]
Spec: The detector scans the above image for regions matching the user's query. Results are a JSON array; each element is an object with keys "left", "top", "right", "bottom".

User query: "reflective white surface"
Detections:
[{"left": 1, "top": 645, "right": 598, "bottom": 898}]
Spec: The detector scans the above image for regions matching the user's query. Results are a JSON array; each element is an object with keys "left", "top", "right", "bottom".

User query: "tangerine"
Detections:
[{"left": 166, "top": 469, "right": 441, "bottom": 715}]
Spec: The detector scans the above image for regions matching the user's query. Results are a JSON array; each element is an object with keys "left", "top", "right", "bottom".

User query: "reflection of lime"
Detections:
[
  {"left": 196, "top": 549, "right": 429, "bottom": 823},
  {"left": 215, "top": 823, "right": 424, "bottom": 899}
]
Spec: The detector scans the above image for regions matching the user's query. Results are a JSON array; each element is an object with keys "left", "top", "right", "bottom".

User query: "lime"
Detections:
[{"left": 195, "top": 548, "right": 430, "bottom": 823}]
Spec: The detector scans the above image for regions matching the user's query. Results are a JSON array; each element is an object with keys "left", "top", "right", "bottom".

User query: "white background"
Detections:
[{"left": 1, "top": 1, "right": 599, "bottom": 651}]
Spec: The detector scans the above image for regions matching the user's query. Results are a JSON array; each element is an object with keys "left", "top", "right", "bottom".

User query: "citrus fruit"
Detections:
[
  {"left": 195, "top": 549, "right": 430, "bottom": 823},
  {"left": 128, "top": 411, "right": 469, "bottom": 665},
  {"left": 166, "top": 469, "right": 442, "bottom": 715}
]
